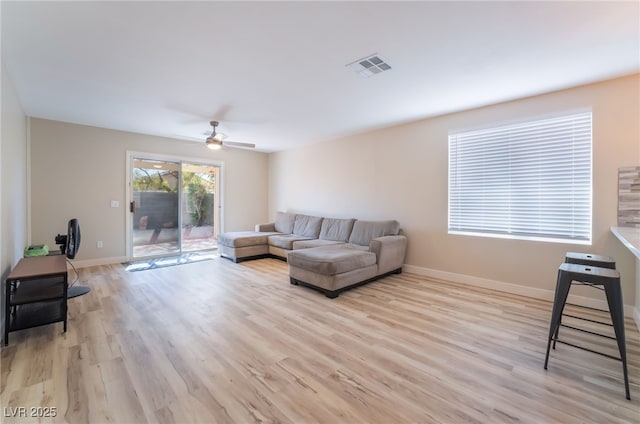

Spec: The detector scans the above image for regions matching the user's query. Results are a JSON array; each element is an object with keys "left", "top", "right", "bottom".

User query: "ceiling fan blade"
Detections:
[{"left": 223, "top": 141, "right": 256, "bottom": 149}]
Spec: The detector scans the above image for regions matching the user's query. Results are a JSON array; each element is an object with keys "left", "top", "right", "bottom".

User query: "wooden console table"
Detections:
[{"left": 4, "top": 255, "right": 68, "bottom": 345}]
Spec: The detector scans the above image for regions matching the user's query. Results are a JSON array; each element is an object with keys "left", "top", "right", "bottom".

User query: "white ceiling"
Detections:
[{"left": 2, "top": 1, "right": 639, "bottom": 152}]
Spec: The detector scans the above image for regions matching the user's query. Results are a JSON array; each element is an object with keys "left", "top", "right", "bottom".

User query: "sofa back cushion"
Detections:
[
  {"left": 274, "top": 211, "right": 296, "bottom": 234},
  {"left": 348, "top": 220, "right": 400, "bottom": 246},
  {"left": 293, "top": 215, "right": 323, "bottom": 238},
  {"left": 319, "top": 218, "right": 356, "bottom": 242}
]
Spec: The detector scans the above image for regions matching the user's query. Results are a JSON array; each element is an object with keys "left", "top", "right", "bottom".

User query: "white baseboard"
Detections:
[
  {"left": 69, "top": 256, "right": 128, "bottom": 269},
  {"left": 402, "top": 264, "right": 636, "bottom": 320}
]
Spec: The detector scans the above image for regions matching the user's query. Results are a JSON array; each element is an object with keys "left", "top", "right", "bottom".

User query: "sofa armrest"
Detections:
[
  {"left": 255, "top": 222, "right": 276, "bottom": 232},
  {"left": 369, "top": 235, "right": 407, "bottom": 275}
]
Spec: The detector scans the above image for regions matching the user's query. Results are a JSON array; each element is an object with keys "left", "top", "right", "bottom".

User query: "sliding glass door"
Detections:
[
  {"left": 181, "top": 163, "right": 219, "bottom": 252},
  {"left": 129, "top": 155, "right": 220, "bottom": 259},
  {"left": 131, "top": 158, "right": 180, "bottom": 258}
]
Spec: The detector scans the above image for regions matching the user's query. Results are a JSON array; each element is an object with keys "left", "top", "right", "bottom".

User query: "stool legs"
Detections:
[
  {"left": 544, "top": 272, "right": 572, "bottom": 370},
  {"left": 559, "top": 253, "right": 616, "bottom": 348},
  {"left": 603, "top": 282, "right": 631, "bottom": 400},
  {"left": 546, "top": 262, "right": 630, "bottom": 400}
]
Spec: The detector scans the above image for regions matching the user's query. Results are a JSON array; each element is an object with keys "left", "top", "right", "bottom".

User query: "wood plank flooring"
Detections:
[{"left": 1, "top": 256, "right": 639, "bottom": 423}]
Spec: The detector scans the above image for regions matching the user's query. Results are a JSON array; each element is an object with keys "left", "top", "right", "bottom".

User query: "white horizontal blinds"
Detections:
[{"left": 449, "top": 112, "right": 592, "bottom": 242}]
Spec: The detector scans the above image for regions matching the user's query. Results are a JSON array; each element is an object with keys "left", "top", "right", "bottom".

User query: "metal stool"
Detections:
[
  {"left": 565, "top": 251, "right": 615, "bottom": 269},
  {"left": 544, "top": 262, "right": 630, "bottom": 400},
  {"left": 552, "top": 252, "right": 617, "bottom": 346}
]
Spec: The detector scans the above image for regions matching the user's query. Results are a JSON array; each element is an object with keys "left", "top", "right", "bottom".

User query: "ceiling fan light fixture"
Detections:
[
  {"left": 205, "top": 120, "right": 224, "bottom": 150},
  {"left": 206, "top": 138, "right": 222, "bottom": 150},
  {"left": 202, "top": 120, "right": 256, "bottom": 150}
]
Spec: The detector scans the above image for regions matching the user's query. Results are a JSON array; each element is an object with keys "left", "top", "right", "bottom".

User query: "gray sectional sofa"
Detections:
[{"left": 217, "top": 212, "right": 407, "bottom": 298}]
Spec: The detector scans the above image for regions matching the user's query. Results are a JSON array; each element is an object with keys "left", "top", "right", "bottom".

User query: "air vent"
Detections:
[{"left": 347, "top": 54, "right": 392, "bottom": 78}]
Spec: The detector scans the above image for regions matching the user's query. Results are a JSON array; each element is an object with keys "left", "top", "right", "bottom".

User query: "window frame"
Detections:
[{"left": 448, "top": 110, "right": 593, "bottom": 245}]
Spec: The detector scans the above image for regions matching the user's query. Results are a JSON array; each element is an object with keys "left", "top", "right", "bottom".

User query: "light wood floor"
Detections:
[{"left": 1, "top": 256, "right": 639, "bottom": 423}]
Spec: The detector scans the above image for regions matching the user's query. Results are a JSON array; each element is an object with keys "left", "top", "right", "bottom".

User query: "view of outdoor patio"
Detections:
[{"left": 132, "top": 159, "right": 219, "bottom": 258}]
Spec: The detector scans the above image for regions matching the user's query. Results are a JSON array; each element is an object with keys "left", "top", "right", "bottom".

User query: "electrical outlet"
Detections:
[{"left": 97, "top": 241, "right": 103, "bottom": 248}]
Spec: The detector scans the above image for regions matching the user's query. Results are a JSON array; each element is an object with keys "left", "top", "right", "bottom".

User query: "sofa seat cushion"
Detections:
[
  {"left": 288, "top": 246, "right": 376, "bottom": 276},
  {"left": 218, "top": 231, "right": 278, "bottom": 248},
  {"left": 268, "top": 234, "right": 313, "bottom": 250},
  {"left": 292, "top": 239, "right": 346, "bottom": 250},
  {"left": 340, "top": 243, "right": 370, "bottom": 252}
]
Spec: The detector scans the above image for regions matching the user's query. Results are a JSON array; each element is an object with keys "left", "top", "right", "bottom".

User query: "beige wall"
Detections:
[
  {"left": 1, "top": 65, "right": 28, "bottom": 278},
  {"left": 1, "top": 65, "right": 28, "bottom": 337},
  {"left": 269, "top": 74, "right": 640, "bottom": 305},
  {"left": 30, "top": 119, "right": 269, "bottom": 263}
]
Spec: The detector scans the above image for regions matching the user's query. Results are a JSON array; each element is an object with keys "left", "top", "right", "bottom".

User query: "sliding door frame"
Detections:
[{"left": 125, "top": 150, "right": 224, "bottom": 260}]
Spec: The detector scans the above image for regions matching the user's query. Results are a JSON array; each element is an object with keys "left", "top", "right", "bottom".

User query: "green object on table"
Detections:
[{"left": 24, "top": 244, "right": 49, "bottom": 257}]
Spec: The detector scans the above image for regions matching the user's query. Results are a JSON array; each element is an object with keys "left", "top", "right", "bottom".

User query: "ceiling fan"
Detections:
[{"left": 205, "top": 121, "right": 255, "bottom": 150}]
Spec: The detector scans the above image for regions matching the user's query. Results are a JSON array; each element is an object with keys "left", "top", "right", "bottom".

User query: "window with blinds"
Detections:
[{"left": 448, "top": 111, "right": 592, "bottom": 244}]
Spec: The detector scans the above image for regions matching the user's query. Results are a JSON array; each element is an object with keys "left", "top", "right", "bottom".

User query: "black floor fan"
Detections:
[{"left": 56, "top": 218, "right": 91, "bottom": 298}]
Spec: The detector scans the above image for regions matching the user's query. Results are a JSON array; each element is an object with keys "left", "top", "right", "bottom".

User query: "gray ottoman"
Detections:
[{"left": 217, "top": 231, "right": 278, "bottom": 262}]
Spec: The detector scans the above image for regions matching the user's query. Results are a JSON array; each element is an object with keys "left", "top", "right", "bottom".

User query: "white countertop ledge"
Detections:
[{"left": 610, "top": 226, "right": 640, "bottom": 259}]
